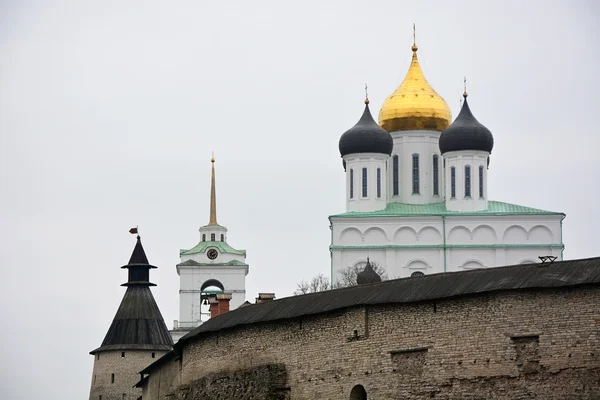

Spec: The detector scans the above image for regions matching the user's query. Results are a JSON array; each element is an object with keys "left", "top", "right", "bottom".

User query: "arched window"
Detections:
[
  {"left": 479, "top": 165, "right": 484, "bottom": 198},
  {"left": 350, "top": 385, "right": 367, "bottom": 400},
  {"left": 392, "top": 155, "right": 399, "bottom": 196},
  {"left": 411, "top": 271, "right": 425, "bottom": 277},
  {"left": 202, "top": 234, "right": 206, "bottom": 242},
  {"left": 450, "top": 167, "right": 456, "bottom": 198},
  {"left": 432, "top": 155, "right": 439, "bottom": 196},
  {"left": 465, "top": 165, "right": 471, "bottom": 198},
  {"left": 220, "top": 234, "right": 224, "bottom": 242},
  {"left": 412, "top": 154, "right": 420, "bottom": 194},
  {"left": 210, "top": 233, "right": 215, "bottom": 241},
  {"left": 349, "top": 169, "right": 354, "bottom": 199},
  {"left": 376, "top": 168, "right": 381, "bottom": 198},
  {"left": 362, "top": 168, "right": 368, "bottom": 197}
]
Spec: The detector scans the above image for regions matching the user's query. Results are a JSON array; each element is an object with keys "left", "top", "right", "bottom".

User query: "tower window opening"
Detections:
[
  {"left": 122, "top": 395, "right": 126, "bottom": 400},
  {"left": 94, "top": 375, "right": 96, "bottom": 385},
  {"left": 220, "top": 234, "right": 224, "bottom": 242},
  {"left": 479, "top": 165, "right": 484, "bottom": 198},
  {"left": 350, "top": 169, "right": 354, "bottom": 199},
  {"left": 350, "top": 384, "right": 367, "bottom": 400},
  {"left": 96, "top": 354, "right": 99, "bottom": 360},
  {"left": 362, "top": 168, "right": 368, "bottom": 197},
  {"left": 393, "top": 155, "right": 399, "bottom": 195},
  {"left": 211, "top": 233, "right": 215, "bottom": 241},
  {"left": 99, "top": 396, "right": 102, "bottom": 400},
  {"left": 121, "top": 352, "right": 125, "bottom": 358},
  {"left": 451, "top": 167, "right": 456, "bottom": 198},
  {"left": 465, "top": 165, "right": 471, "bottom": 198},
  {"left": 433, "top": 155, "right": 439, "bottom": 196},
  {"left": 152, "top": 352, "right": 155, "bottom": 358},
  {"left": 111, "top": 373, "right": 115, "bottom": 384},
  {"left": 376, "top": 168, "right": 381, "bottom": 198},
  {"left": 202, "top": 234, "right": 206, "bottom": 242},
  {"left": 412, "top": 154, "right": 420, "bottom": 194}
]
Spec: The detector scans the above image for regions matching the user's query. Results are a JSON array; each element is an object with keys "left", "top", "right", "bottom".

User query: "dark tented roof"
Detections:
[
  {"left": 178, "top": 257, "right": 600, "bottom": 346},
  {"left": 91, "top": 285, "right": 173, "bottom": 354},
  {"left": 90, "top": 237, "right": 173, "bottom": 354}
]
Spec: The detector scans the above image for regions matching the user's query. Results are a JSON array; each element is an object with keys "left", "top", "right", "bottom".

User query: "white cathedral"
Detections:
[{"left": 329, "top": 40, "right": 565, "bottom": 282}]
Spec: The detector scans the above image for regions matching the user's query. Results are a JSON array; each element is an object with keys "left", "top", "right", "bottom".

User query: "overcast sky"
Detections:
[{"left": 1, "top": 1, "right": 599, "bottom": 398}]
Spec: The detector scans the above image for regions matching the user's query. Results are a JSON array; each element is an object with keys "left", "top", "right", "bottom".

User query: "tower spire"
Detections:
[
  {"left": 463, "top": 76, "right": 468, "bottom": 98},
  {"left": 209, "top": 153, "right": 218, "bottom": 225},
  {"left": 364, "top": 83, "right": 369, "bottom": 104},
  {"left": 412, "top": 23, "right": 418, "bottom": 52}
]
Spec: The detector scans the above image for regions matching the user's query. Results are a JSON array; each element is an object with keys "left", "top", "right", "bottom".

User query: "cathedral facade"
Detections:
[{"left": 330, "top": 40, "right": 564, "bottom": 282}]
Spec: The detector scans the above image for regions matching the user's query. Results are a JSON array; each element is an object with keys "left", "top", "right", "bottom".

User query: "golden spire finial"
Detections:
[
  {"left": 208, "top": 153, "right": 217, "bottom": 225},
  {"left": 412, "top": 23, "right": 418, "bottom": 52},
  {"left": 364, "top": 83, "right": 369, "bottom": 104},
  {"left": 463, "top": 76, "right": 468, "bottom": 98}
]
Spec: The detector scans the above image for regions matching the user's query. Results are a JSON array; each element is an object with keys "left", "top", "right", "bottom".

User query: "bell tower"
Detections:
[{"left": 170, "top": 157, "right": 249, "bottom": 343}]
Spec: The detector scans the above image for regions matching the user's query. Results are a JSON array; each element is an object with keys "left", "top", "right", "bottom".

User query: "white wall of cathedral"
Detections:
[
  {"left": 330, "top": 214, "right": 563, "bottom": 281},
  {"left": 443, "top": 150, "right": 490, "bottom": 212},
  {"left": 387, "top": 130, "right": 444, "bottom": 205},
  {"left": 344, "top": 153, "right": 388, "bottom": 212}
]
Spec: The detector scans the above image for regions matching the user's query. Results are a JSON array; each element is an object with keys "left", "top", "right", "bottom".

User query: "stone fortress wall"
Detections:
[{"left": 143, "top": 284, "right": 600, "bottom": 399}]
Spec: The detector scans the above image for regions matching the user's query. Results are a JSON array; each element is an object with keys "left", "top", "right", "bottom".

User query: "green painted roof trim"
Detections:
[
  {"left": 180, "top": 241, "right": 246, "bottom": 256},
  {"left": 177, "top": 259, "right": 248, "bottom": 267},
  {"left": 329, "top": 200, "right": 564, "bottom": 218},
  {"left": 330, "top": 243, "right": 564, "bottom": 250}
]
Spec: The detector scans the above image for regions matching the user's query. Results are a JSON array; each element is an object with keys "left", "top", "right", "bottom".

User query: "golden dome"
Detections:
[{"left": 378, "top": 45, "right": 451, "bottom": 132}]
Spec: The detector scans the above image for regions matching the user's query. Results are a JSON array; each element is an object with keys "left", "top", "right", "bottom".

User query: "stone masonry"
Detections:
[
  {"left": 143, "top": 285, "right": 600, "bottom": 399},
  {"left": 90, "top": 349, "right": 169, "bottom": 400}
]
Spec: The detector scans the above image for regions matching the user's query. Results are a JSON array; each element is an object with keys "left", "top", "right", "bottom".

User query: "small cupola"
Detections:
[
  {"left": 439, "top": 93, "right": 494, "bottom": 154},
  {"left": 339, "top": 99, "right": 393, "bottom": 158},
  {"left": 356, "top": 258, "right": 382, "bottom": 285}
]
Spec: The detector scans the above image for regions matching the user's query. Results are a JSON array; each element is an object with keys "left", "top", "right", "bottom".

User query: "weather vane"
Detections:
[{"left": 364, "top": 83, "right": 369, "bottom": 104}]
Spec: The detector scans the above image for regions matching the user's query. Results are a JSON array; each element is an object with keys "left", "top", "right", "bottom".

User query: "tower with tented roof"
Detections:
[{"left": 88, "top": 235, "right": 173, "bottom": 400}]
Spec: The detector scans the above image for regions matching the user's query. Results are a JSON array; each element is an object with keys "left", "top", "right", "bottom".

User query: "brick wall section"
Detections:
[
  {"left": 144, "top": 286, "right": 600, "bottom": 399},
  {"left": 90, "top": 350, "right": 169, "bottom": 400}
]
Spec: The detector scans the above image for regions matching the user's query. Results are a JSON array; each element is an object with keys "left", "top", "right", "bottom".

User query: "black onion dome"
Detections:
[
  {"left": 439, "top": 96, "right": 494, "bottom": 154},
  {"left": 357, "top": 259, "right": 382, "bottom": 285},
  {"left": 339, "top": 102, "right": 393, "bottom": 157}
]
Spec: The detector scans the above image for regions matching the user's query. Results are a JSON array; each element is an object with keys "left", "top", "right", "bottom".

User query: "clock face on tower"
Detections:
[{"left": 207, "top": 248, "right": 218, "bottom": 260}]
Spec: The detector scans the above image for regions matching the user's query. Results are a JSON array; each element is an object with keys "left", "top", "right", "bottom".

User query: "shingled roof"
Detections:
[
  {"left": 90, "top": 236, "right": 173, "bottom": 354},
  {"left": 178, "top": 257, "right": 600, "bottom": 347}
]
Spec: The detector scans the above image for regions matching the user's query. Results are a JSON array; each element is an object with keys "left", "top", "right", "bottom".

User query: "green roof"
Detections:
[
  {"left": 176, "top": 259, "right": 248, "bottom": 267},
  {"left": 180, "top": 241, "right": 246, "bottom": 256},
  {"left": 330, "top": 200, "right": 564, "bottom": 218}
]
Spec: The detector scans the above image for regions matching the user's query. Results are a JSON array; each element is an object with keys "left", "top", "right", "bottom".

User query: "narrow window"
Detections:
[
  {"left": 350, "top": 169, "right": 354, "bottom": 199},
  {"left": 121, "top": 352, "right": 125, "bottom": 358},
  {"left": 451, "top": 167, "right": 456, "bottom": 198},
  {"left": 111, "top": 373, "right": 115, "bottom": 384},
  {"left": 220, "top": 234, "right": 224, "bottom": 242},
  {"left": 96, "top": 354, "right": 99, "bottom": 360},
  {"left": 376, "top": 168, "right": 381, "bottom": 198},
  {"left": 392, "top": 155, "right": 399, "bottom": 195},
  {"left": 362, "top": 167, "right": 368, "bottom": 197},
  {"left": 152, "top": 352, "right": 156, "bottom": 358},
  {"left": 210, "top": 233, "right": 215, "bottom": 241},
  {"left": 94, "top": 375, "right": 96, "bottom": 385},
  {"left": 412, "top": 154, "right": 420, "bottom": 194},
  {"left": 465, "top": 165, "right": 471, "bottom": 197},
  {"left": 99, "top": 396, "right": 102, "bottom": 400},
  {"left": 122, "top": 395, "right": 126, "bottom": 400},
  {"left": 433, "top": 155, "right": 439, "bottom": 196},
  {"left": 479, "top": 165, "right": 484, "bottom": 198},
  {"left": 202, "top": 234, "right": 206, "bottom": 242}
]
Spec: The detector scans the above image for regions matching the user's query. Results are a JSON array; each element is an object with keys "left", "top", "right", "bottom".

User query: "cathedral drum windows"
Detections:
[
  {"left": 432, "top": 155, "right": 439, "bottom": 196},
  {"left": 350, "top": 169, "right": 354, "bottom": 199},
  {"left": 479, "top": 165, "right": 484, "bottom": 198},
  {"left": 412, "top": 154, "right": 420, "bottom": 194},
  {"left": 362, "top": 167, "right": 368, "bottom": 197},
  {"left": 392, "top": 155, "right": 399, "bottom": 196},
  {"left": 377, "top": 168, "right": 381, "bottom": 198},
  {"left": 450, "top": 167, "right": 456, "bottom": 198},
  {"left": 464, "top": 165, "right": 471, "bottom": 198}
]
